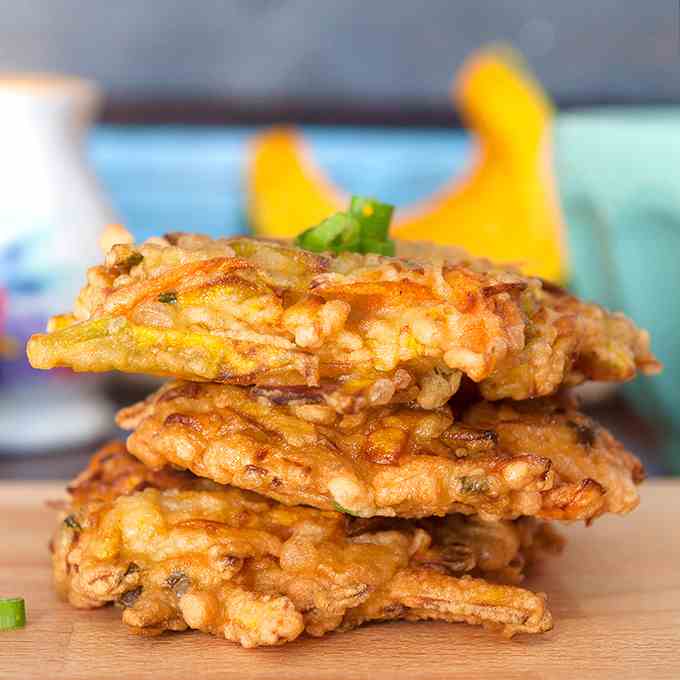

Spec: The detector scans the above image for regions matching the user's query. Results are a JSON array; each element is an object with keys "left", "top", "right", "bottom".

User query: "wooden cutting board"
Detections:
[{"left": 1, "top": 481, "right": 679, "bottom": 680}]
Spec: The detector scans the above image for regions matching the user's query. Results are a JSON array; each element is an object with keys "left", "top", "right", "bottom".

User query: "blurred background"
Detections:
[{"left": 0, "top": 1, "right": 678, "bottom": 478}]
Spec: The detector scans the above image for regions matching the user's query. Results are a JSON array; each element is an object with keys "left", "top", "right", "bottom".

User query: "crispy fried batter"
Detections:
[
  {"left": 479, "top": 278, "right": 661, "bottom": 400},
  {"left": 117, "top": 381, "right": 642, "bottom": 520},
  {"left": 461, "top": 398, "right": 645, "bottom": 520},
  {"left": 27, "top": 235, "right": 658, "bottom": 409},
  {"left": 52, "top": 444, "right": 558, "bottom": 646},
  {"left": 66, "top": 441, "right": 199, "bottom": 505}
]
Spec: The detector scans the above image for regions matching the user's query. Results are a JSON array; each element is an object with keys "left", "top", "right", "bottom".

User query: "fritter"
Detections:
[
  {"left": 27, "top": 234, "right": 658, "bottom": 411},
  {"left": 117, "top": 381, "right": 643, "bottom": 520},
  {"left": 52, "top": 443, "right": 560, "bottom": 646},
  {"left": 66, "top": 440, "right": 199, "bottom": 505}
]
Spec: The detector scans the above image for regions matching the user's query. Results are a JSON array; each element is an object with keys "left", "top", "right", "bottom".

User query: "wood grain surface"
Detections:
[{"left": 1, "top": 481, "right": 678, "bottom": 680}]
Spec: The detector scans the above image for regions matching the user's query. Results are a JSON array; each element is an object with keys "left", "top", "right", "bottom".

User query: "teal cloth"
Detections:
[{"left": 556, "top": 109, "right": 680, "bottom": 467}]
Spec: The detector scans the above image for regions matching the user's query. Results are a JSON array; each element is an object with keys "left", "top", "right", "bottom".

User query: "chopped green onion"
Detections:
[
  {"left": 360, "top": 237, "right": 395, "bottom": 257},
  {"left": 349, "top": 196, "right": 394, "bottom": 242},
  {"left": 332, "top": 501, "right": 362, "bottom": 517},
  {"left": 295, "top": 195, "right": 396, "bottom": 256},
  {"left": 295, "top": 213, "right": 361, "bottom": 254},
  {"left": 0, "top": 598, "right": 26, "bottom": 630},
  {"left": 157, "top": 291, "right": 178, "bottom": 304}
]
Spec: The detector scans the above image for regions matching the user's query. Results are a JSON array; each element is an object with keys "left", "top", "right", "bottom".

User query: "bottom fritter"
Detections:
[{"left": 51, "top": 443, "right": 562, "bottom": 647}]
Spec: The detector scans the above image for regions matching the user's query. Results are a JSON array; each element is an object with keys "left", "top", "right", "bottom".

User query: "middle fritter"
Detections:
[{"left": 117, "top": 381, "right": 643, "bottom": 520}]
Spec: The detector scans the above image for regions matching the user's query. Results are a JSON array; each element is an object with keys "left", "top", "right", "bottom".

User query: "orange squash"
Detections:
[
  {"left": 248, "top": 128, "right": 346, "bottom": 240},
  {"left": 247, "top": 47, "right": 567, "bottom": 282}
]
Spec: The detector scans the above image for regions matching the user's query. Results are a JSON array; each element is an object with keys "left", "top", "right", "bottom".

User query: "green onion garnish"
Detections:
[
  {"left": 360, "top": 237, "right": 395, "bottom": 257},
  {"left": 295, "top": 213, "right": 361, "bottom": 254},
  {"left": 157, "top": 291, "right": 178, "bottom": 304},
  {"left": 0, "top": 598, "right": 26, "bottom": 631},
  {"left": 295, "top": 195, "right": 395, "bottom": 256},
  {"left": 349, "top": 196, "right": 394, "bottom": 242}
]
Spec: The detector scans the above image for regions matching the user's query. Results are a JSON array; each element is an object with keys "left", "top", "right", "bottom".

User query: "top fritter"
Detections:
[{"left": 27, "top": 234, "right": 659, "bottom": 411}]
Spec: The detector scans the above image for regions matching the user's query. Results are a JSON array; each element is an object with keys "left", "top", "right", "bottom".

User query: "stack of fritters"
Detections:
[{"left": 31, "top": 234, "right": 659, "bottom": 647}]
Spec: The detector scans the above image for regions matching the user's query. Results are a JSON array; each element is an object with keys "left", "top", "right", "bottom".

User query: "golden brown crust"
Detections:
[
  {"left": 66, "top": 441, "right": 199, "bottom": 506},
  {"left": 27, "top": 235, "right": 658, "bottom": 408},
  {"left": 480, "top": 279, "right": 661, "bottom": 400},
  {"left": 117, "top": 381, "right": 643, "bottom": 520},
  {"left": 462, "top": 398, "right": 645, "bottom": 519},
  {"left": 52, "top": 445, "right": 558, "bottom": 646}
]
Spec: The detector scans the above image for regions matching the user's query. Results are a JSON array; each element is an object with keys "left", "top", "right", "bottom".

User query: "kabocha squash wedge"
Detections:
[
  {"left": 248, "top": 128, "right": 345, "bottom": 240},
  {"left": 392, "top": 48, "right": 566, "bottom": 282},
  {"left": 247, "top": 47, "right": 567, "bottom": 282}
]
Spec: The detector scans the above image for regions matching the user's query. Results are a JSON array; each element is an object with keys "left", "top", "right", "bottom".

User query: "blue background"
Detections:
[{"left": 90, "top": 126, "right": 472, "bottom": 241}]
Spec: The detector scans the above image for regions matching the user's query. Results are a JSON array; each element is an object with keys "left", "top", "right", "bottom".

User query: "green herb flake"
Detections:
[
  {"left": 157, "top": 291, "right": 178, "bottom": 304},
  {"left": 458, "top": 476, "right": 489, "bottom": 495},
  {"left": 124, "top": 562, "right": 140, "bottom": 577},
  {"left": 118, "top": 586, "right": 143, "bottom": 608},
  {"left": 332, "top": 501, "right": 362, "bottom": 517},
  {"left": 165, "top": 570, "right": 191, "bottom": 596},
  {"left": 122, "top": 252, "right": 144, "bottom": 269},
  {"left": 63, "top": 514, "right": 82, "bottom": 531},
  {"left": 566, "top": 420, "right": 597, "bottom": 447}
]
